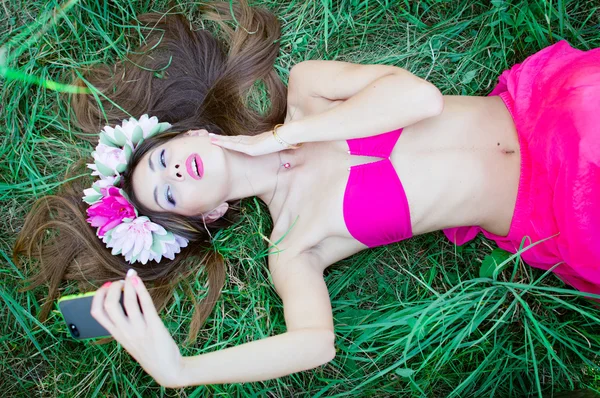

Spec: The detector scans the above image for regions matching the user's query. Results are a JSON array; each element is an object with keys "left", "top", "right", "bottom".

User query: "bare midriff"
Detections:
[{"left": 392, "top": 95, "right": 520, "bottom": 236}]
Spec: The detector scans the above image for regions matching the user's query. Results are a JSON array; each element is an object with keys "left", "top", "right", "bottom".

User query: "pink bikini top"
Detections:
[{"left": 343, "top": 128, "right": 413, "bottom": 247}]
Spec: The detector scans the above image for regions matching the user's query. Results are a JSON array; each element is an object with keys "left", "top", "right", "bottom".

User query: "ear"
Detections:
[
  {"left": 203, "top": 202, "right": 229, "bottom": 223},
  {"left": 184, "top": 129, "right": 209, "bottom": 137}
]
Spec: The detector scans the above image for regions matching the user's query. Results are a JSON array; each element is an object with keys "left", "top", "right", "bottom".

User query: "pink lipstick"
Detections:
[{"left": 185, "top": 153, "right": 204, "bottom": 180}]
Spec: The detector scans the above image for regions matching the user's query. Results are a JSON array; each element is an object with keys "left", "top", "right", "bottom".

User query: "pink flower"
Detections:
[{"left": 86, "top": 187, "right": 136, "bottom": 237}]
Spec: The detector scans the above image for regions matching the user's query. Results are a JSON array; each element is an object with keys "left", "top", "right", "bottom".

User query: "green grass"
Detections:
[{"left": 2, "top": 0, "right": 600, "bottom": 396}]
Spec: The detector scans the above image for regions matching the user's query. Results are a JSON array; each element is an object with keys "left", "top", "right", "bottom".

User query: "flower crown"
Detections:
[{"left": 83, "top": 115, "right": 189, "bottom": 264}]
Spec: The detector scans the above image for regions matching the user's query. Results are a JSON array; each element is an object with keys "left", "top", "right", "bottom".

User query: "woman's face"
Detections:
[{"left": 132, "top": 130, "right": 228, "bottom": 217}]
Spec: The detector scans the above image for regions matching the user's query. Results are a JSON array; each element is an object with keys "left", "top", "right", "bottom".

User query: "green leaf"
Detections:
[
  {"left": 95, "top": 161, "right": 114, "bottom": 177},
  {"left": 113, "top": 127, "right": 128, "bottom": 146},
  {"left": 461, "top": 70, "right": 477, "bottom": 84},
  {"left": 148, "top": 122, "right": 172, "bottom": 139},
  {"left": 150, "top": 237, "right": 163, "bottom": 254},
  {"left": 99, "top": 132, "right": 116, "bottom": 147},
  {"left": 83, "top": 194, "right": 102, "bottom": 204},
  {"left": 479, "top": 257, "right": 496, "bottom": 278},
  {"left": 115, "top": 163, "right": 126, "bottom": 173},
  {"left": 123, "top": 144, "right": 133, "bottom": 163},
  {"left": 147, "top": 124, "right": 162, "bottom": 138},
  {"left": 152, "top": 231, "right": 172, "bottom": 243},
  {"left": 131, "top": 125, "right": 143, "bottom": 144},
  {"left": 480, "top": 248, "right": 512, "bottom": 278},
  {"left": 395, "top": 368, "right": 415, "bottom": 378},
  {"left": 445, "top": 270, "right": 460, "bottom": 285},
  {"left": 157, "top": 122, "right": 171, "bottom": 133}
]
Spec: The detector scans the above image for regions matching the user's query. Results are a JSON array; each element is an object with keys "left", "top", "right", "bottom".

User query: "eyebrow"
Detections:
[{"left": 148, "top": 149, "right": 155, "bottom": 172}]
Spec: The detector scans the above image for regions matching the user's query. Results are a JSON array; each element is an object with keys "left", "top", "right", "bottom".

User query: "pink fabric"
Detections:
[
  {"left": 344, "top": 128, "right": 412, "bottom": 247},
  {"left": 444, "top": 41, "right": 600, "bottom": 295}
]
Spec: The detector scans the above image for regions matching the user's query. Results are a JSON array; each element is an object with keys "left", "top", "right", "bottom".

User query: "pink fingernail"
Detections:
[
  {"left": 102, "top": 281, "right": 112, "bottom": 288},
  {"left": 131, "top": 276, "right": 139, "bottom": 286}
]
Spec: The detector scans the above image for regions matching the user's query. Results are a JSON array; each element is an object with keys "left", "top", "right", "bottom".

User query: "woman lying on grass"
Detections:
[{"left": 14, "top": 0, "right": 600, "bottom": 388}]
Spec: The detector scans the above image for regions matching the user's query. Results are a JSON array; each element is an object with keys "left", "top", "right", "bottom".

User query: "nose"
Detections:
[{"left": 168, "top": 162, "right": 184, "bottom": 181}]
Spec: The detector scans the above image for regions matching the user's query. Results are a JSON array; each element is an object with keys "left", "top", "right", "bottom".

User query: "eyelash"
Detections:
[
  {"left": 160, "top": 149, "right": 166, "bottom": 167},
  {"left": 159, "top": 149, "right": 175, "bottom": 206},
  {"left": 165, "top": 187, "right": 175, "bottom": 206}
]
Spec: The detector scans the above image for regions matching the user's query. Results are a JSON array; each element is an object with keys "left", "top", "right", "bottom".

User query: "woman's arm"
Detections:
[
  {"left": 179, "top": 257, "right": 334, "bottom": 385},
  {"left": 280, "top": 60, "right": 444, "bottom": 144},
  {"left": 91, "top": 257, "right": 334, "bottom": 387},
  {"left": 209, "top": 60, "right": 443, "bottom": 155},
  {"left": 179, "top": 327, "right": 333, "bottom": 385}
]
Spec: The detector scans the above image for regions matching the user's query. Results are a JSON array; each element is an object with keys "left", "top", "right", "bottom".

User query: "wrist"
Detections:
[{"left": 276, "top": 121, "right": 301, "bottom": 146}]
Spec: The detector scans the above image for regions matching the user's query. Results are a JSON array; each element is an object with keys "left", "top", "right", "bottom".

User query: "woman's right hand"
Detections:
[
  {"left": 91, "top": 271, "right": 186, "bottom": 388},
  {"left": 209, "top": 124, "right": 300, "bottom": 156}
]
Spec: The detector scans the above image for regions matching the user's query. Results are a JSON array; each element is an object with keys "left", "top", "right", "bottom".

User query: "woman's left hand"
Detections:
[
  {"left": 91, "top": 270, "right": 185, "bottom": 388},
  {"left": 209, "top": 128, "right": 297, "bottom": 156}
]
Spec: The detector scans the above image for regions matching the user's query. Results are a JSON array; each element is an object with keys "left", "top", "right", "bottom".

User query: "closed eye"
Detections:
[
  {"left": 160, "top": 149, "right": 166, "bottom": 168},
  {"left": 165, "top": 186, "right": 176, "bottom": 206}
]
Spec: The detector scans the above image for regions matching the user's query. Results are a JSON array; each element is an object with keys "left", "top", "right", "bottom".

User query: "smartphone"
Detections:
[
  {"left": 58, "top": 290, "right": 136, "bottom": 340},
  {"left": 58, "top": 292, "right": 110, "bottom": 340}
]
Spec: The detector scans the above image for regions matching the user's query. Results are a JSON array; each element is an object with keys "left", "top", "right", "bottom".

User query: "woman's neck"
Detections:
[{"left": 221, "top": 148, "right": 301, "bottom": 208}]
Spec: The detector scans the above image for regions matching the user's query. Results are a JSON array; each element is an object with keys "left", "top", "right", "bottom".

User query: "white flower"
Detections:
[
  {"left": 104, "top": 217, "right": 161, "bottom": 264},
  {"left": 102, "top": 216, "right": 188, "bottom": 264},
  {"left": 95, "top": 175, "right": 118, "bottom": 189},
  {"left": 98, "top": 115, "right": 172, "bottom": 152},
  {"left": 101, "top": 125, "right": 130, "bottom": 147},
  {"left": 138, "top": 114, "right": 173, "bottom": 140},
  {"left": 87, "top": 143, "right": 126, "bottom": 177},
  {"left": 150, "top": 234, "right": 189, "bottom": 262},
  {"left": 129, "top": 114, "right": 160, "bottom": 139}
]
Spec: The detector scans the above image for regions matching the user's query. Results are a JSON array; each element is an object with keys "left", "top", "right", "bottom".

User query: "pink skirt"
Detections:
[{"left": 444, "top": 41, "right": 600, "bottom": 296}]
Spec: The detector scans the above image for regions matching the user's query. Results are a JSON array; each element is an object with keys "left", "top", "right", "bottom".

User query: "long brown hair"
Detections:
[{"left": 13, "top": 1, "right": 287, "bottom": 343}]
